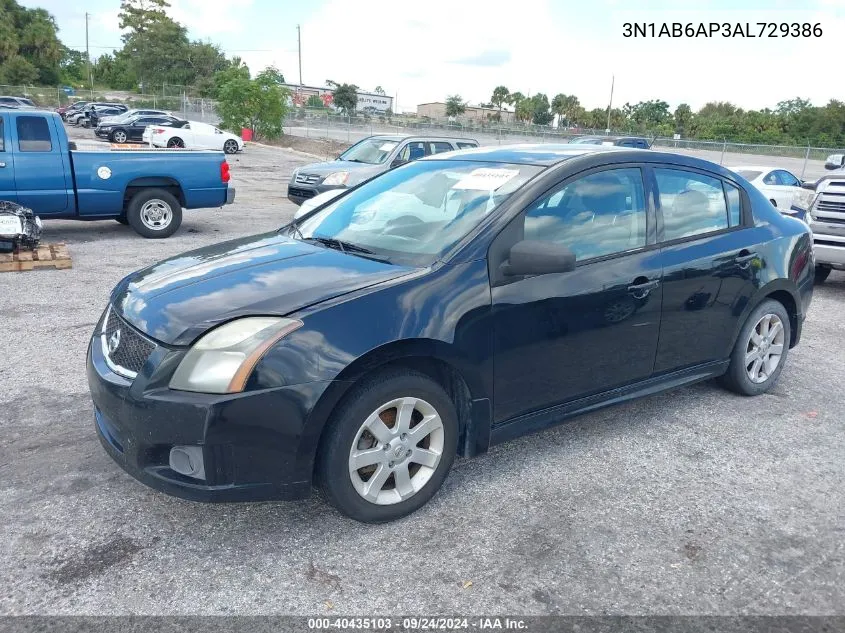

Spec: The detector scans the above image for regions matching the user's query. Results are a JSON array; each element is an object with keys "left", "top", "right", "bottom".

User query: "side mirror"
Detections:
[
  {"left": 502, "top": 240, "right": 576, "bottom": 277},
  {"left": 824, "top": 154, "right": 844, "bottom": 170}
]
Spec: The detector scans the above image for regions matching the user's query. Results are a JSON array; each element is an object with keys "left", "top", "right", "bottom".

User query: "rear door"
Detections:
[
  {"left": 0, "top": 114, "right": 16, "bottom": 201},
  {"left": 652, "top": 166, "right": 757, "bottom": 372},
  {"left": 12, "top": 114, "right": 69, "bottom": 214}
]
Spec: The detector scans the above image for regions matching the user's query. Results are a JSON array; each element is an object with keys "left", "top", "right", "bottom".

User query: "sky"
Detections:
[{"left": 21, "top": 0, "right": 845, "bottom": 114}]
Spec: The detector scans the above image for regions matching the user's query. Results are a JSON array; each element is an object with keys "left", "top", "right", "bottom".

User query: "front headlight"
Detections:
[
  {"left": 323, "top": 171, "right": 350, "bottom": 186},
  {"left": 169, "top": 317, "right": 302, "bottom": 394},
  {"left": 791, "top": 188, "right": 817, "bottom": 219}
]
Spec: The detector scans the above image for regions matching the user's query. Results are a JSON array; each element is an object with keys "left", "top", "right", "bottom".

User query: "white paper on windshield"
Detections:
[
  {"left": 452, "top": 168, "right": 519, "bottom": 191},
  {"left": 379, "top": 142, "right": 396, "bottom": 151}
]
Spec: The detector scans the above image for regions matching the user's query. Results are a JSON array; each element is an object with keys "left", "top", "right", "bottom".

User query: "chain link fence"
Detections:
[{"left": 283, "top": 108, "right": 841, "bottom": 179}]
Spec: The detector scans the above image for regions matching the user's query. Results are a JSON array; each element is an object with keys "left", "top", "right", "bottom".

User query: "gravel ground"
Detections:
[{"left": 0, "top": 126, "right": 843, "bottom": 616}]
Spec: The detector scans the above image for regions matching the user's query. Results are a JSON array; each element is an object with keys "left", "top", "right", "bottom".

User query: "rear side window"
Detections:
[
  {"left": 655, "top": 168, "right": 729, "bottom": 241},
  {"left": 429, "top": 141, "right": 453, "bottom": 155},
  {"left": 16, "top": 116, "right": 52, "bottom": 152},
  {"left": 724, "top": 183, "right": 742, "bottom": 227}
]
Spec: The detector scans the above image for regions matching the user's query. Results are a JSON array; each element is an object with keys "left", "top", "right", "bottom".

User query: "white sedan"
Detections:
[
  {"left": 143, "top": 121, "right": 244, "bottom": 154},
  {"left": 731, "top": 165, "right": 803, "bottom": 209}
]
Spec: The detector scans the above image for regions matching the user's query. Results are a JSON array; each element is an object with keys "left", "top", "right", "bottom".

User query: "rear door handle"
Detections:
[
  {"left": 628, "top": 279, "right": 660, "bottom": 298},
  {"left": 735, "top": 251, "right": 758, "bottom": 267}
]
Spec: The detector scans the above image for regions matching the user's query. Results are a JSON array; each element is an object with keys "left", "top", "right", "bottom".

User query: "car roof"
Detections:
[
  {"left": 731, "top": 165, "right": 778, "bottom": 172},
  {"left": 365, "top": 134, "right": 479, "bottom": 144},
  {"left": 424, "top": 143, "right": 742, "bottom": 176}
]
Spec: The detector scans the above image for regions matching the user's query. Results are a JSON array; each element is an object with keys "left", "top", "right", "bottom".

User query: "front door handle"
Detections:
[
  {"left": 0, "top": 162, "right": 6, "bottom": 168},
  {"left": 628, "top": 278, "right": 660, "bottom": 298}
]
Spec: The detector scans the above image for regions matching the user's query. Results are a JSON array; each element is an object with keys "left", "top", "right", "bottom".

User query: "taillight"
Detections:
[
  {"left": 221, "top": 160, "right": 230, "bottom": 183},
  {"left": 153, "top": 128, "right": 166, "bottom": 135}
]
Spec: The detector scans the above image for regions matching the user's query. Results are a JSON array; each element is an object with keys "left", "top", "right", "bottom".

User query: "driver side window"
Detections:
[{"left": 523, "top": 168, "right": 647, "bottom": 262}]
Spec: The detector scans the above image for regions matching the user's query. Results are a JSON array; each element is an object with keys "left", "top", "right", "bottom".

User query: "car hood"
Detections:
[
  {"left": 297, "top": 160, "right": 383, "bottom": 184},
  {"left": 111, "top": 232, "right": 414, "bottom": 346}
]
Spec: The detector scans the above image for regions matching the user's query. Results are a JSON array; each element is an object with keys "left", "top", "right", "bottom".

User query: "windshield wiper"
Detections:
[{"left": 304, "top": 236, "right": 392, "bottom": 263}]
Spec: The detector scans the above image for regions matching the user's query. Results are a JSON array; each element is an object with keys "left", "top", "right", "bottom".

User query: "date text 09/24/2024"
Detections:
[{"left": 623, "top": 22, "right": 823, "bottom": 38}]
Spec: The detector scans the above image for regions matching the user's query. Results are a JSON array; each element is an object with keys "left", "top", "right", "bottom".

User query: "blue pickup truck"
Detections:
[{"left": 0, "top": 110, "right": 235, "bottom": 238}]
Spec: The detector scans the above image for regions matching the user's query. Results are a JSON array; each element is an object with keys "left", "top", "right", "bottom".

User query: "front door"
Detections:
[
  {"left": 0, "top": 115, "right": 16, "bottom": 202},
  {"left": 491, "top": 166, "right": 662, "bottom": 423},
  {"left": 11, "top": 114, "right": 69, "bottom": 215}
]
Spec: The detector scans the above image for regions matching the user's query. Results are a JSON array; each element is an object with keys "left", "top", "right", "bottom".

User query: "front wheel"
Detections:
[
  {"left": 223, "top": 139, "right": 239, "bottom": 154},
  {"left": 719, "top": 299, "right": 791, "bottom": 396},
  {"left": 318, "top": 369, "right": 458, "bottom": 523},
  {"left": 110, "top": 129, "right": 128, "bottom": 143},
  {"left": 126, "top": 188, "right": 182, "bottom": 238},
  {"left": 815, "top": 265, "right": 832, "bottom": 284}
]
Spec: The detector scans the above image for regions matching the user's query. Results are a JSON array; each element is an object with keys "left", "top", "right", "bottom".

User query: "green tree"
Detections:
[
  {"left": 59, "top": 47, "right": 87, "bottom": 85},
  {"left": 529, "top": 93, "right": 552, "bottom": 125},
  {"left": 491, "top": 85, "right": 510, "bottom": 115},
  {"left": 674, "top": 103, "right": 693, "bottom": 134},
  {"left": 445, "top": 94, "right": 466, "bottom": 118},
  {"left": 306, "top": 94, "right": 323, "bottom": 108},
  {"left": 0, "top": 1, "right": 64, "bottom": 85},
  {"left": 217, "top": 65, "right": 289, "bottom": 140},
  {"left": 373, "top": 85, "right": 386, "bottom": 95},
  {"left": 551, "top": 93, "right": 580, "bottom": 127},
  {"left": 0, "top": 55, "right": 38, "bottom": 84},
  {"left": 119, "top": 0, "right": 191, "bottom": 89},
  {"left": 332, "top": 83, "right": 359, "bottom": 116}
]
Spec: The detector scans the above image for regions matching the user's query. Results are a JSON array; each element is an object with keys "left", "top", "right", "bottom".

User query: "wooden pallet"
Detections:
[{"left": 0, "top": 243, "right": 72, "bottom": 272}]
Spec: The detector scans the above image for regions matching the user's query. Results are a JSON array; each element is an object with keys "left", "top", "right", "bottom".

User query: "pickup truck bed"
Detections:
[{"left": 0, "top": 110, "right": 235, "bottom": 238}]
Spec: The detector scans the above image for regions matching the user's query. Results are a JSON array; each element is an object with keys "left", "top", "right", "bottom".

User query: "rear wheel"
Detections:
[
  {"left": 815, "top": 265, "right": 832, "bottom": 284},
  {"left": 318, "top": 369, "right": 458, "bottom": 523},
  {"left": 126, "top": 188, "right": 182, "bottom": 239},
  {"left": 719, "top": 299, "right": 790, "bottom": 396},
  {"left": 167, "top": 137, "right": 185, "bottom": 149},
  {"left": 223, "top": 139, "right": 239, "bottom": 154}
]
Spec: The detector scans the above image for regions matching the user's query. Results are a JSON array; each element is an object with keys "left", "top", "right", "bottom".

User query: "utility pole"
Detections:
[
  {"left": 297, "top": 25, "right": 302, "bottom": 85},
  {"left": 85, "top": 12, "right": 93, "bottom": 96},
  {"left": 605, "top": 74, "right": 614, "bottom": 134}
]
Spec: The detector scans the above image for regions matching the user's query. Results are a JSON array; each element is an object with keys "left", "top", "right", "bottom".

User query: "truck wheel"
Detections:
[
  {"left": 815, "top": 265, "right": 832, "bottom": 284},
  {"left": 126, "top": 189, "right": 182, "bottom": 239}
]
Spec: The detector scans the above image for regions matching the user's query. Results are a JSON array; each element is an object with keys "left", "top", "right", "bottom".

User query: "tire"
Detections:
[
  {"left": 125, "top": 188, "right": 182, "bottom": 239},
  {"left": 223, "top": 139, "right": 239, "bottom": 154},
  {"left": 110, "top": 129, "right": 128, "bottom": 143},
  {"left": 318, "top": 369, "right": 459, "bottom": 523},
  {"left": 167, "top": 137, "right": 185, "bottom": 149},
  {"left": 719, "top": 299, "right": 791, "bottom": 396},
  {"left": 815, "top": 265, "right": 832, "bottom": 284}
]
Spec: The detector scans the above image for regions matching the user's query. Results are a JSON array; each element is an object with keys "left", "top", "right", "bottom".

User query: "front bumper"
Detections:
[
  {"left": 95, "top": 129, "right": 110, "bottom": 138},
  {"left": 286, "top": 183, "right": 343, "bottom": 206},
  {"left": 87, "top": 328, "right": 329, "bottom": 502}
]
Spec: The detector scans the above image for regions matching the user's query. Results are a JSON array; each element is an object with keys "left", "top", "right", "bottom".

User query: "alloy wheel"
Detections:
[
  {"left": 745, "top": 313, "right": 785, "bottom": 383},
  {"left": 113, "top": 131, "right": 127, "bottom": 143},
  {"left": 348, "top": 397, "right": 444, "bottom": 505}
]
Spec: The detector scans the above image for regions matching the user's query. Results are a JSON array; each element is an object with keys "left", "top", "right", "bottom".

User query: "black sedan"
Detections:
[
  {"left": 95, "top": 115, "right": 187, "bottom": 143},
  {"left": 87, "top": 145, "right": 814, "bottom": 522}
]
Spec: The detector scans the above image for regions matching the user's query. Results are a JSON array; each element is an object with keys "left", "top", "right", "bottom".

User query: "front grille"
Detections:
[
  {"left": 288, "top": 186, "right": 316, "bottom": 199},
  {"left": 102, "top": 307, "right": 155, "bottom": 379},
  {"left": 294, "top": 173, "right": 321, "bottom": 185},
  {"left": 816, "top": 197, "right": 845, "bottom": 213}
]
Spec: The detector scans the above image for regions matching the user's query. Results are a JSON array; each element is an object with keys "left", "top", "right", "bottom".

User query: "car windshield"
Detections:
[
  {"left": 736, "top": 170, "right": 762, "bottom": 181},
  {"left": 338, "top": 138, "right": 400, "bottom": 164},
  {"left": 292, "top": 159, "right": 543, "bottom": 266}
]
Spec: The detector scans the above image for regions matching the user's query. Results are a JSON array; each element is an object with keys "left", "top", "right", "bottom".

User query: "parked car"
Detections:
[
  {"left": 58, "top": 101, "right": 89, "bottom": 120},
  {"left": 68, "top": 103, "right": 127, "bottom": 127},
  {"left": 0, "top": 110, "right": 235, "bottom": 238},
  {"left": 97, "top": 108, "right": 170, "bottom": 127},
  {"left": 568, "top": 135, "right": 651, "bottom": 148},
  {"left": 87, "top": 143, "right": 813, "bottom": 522},
  {"left": 96, "top": 115, "right": 187, "bottom": 143},
  {"left": 89, "top": 107, "right": 130, "bottom": 129},
  {"left": 789, "top": 153, "right": 845, "bottom": 283},
  {"left": 286, "top": 135, "right": 480, "bottom": 205},
  {"left": 731, "top": 165, "right": 804, "bottom": 209},
  {"left": 144, "top": 121, "right": 243, "bottom": 154},
  {"left": 0, "top": 96, "right": 36, "bottom": 109}
]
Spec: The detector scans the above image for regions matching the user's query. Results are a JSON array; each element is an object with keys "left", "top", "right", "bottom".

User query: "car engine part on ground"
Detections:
[{"left": 0, "top": 201, "right": 43, "bottom": 252}]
